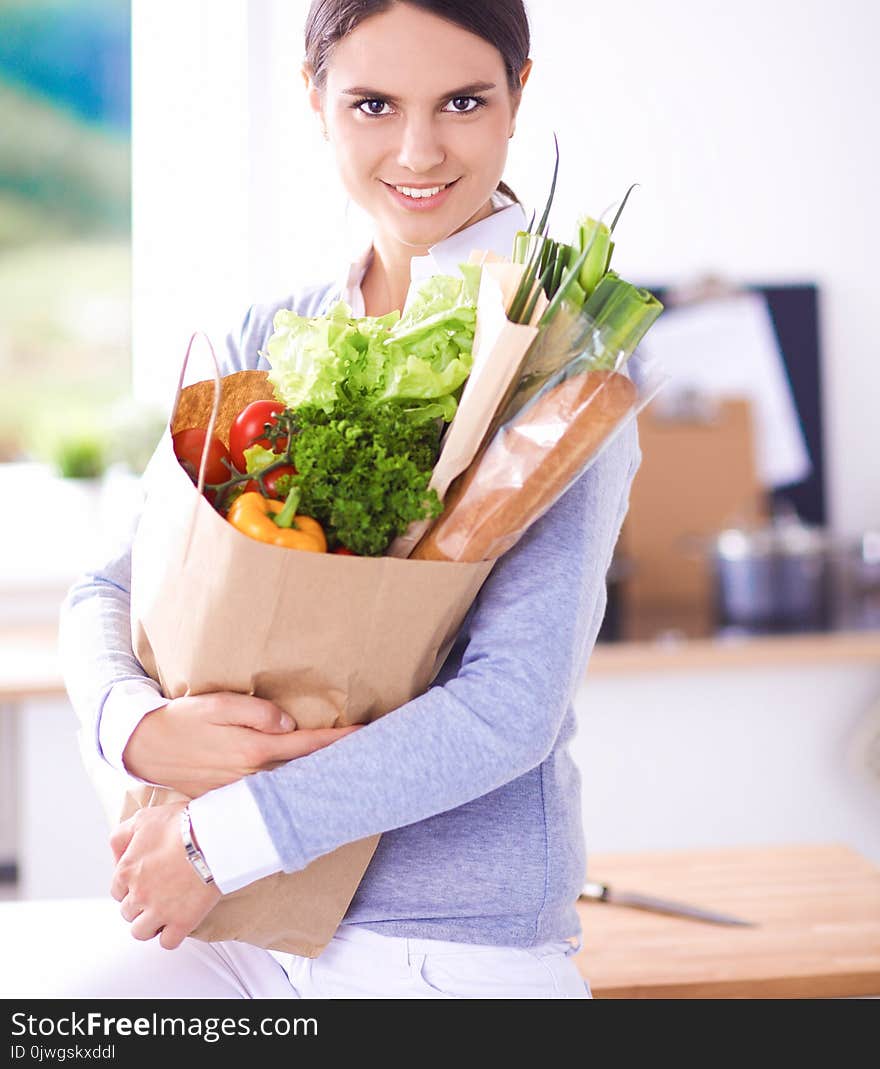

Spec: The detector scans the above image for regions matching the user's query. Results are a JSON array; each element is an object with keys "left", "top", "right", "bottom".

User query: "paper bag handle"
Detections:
[{"left": 171, "top": 331, "right": 223, "bottom": 497}]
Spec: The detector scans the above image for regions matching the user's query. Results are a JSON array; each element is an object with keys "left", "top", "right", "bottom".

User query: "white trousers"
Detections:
[{"left": 0, "top": 899, "right": 592, "bottom": 999}]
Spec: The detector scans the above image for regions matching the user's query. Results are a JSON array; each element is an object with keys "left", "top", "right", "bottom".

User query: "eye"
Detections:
[
  {"left": 353, "top": 98, "right": 394, "bottom": 117},
  {"left": 443, "top": 95, "right": 486, "bottom": 114}
]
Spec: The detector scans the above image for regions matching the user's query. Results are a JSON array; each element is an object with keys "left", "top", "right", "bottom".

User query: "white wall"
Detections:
[
  {"left": 573, "top": 662, "right": 880, "bottom": 865},
  {"left": 133, "top": 0, "right": 880, "bottom": 534},
  {"left": 131, "top": 0, "right": 251, "bottom": 403}
]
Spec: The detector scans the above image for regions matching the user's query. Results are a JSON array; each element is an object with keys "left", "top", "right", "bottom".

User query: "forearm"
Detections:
[
  {"left": 57, "top": 464, "right": 169, "bottom": 785},
  {"left": 192, "top": 419, "right": 641, "bottom": 882}
]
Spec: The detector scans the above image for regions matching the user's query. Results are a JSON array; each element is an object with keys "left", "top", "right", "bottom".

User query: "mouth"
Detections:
[{"left": 381, "top": 178, "right": 460, "bottom": 210}]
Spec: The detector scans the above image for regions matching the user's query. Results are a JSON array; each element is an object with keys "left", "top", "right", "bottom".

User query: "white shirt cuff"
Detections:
[
  {"left": 188, "top": 779, "right": 284, "bottom": 894},
  {"left": 98, "top": 680, "right": 170, "bottom": 789}
]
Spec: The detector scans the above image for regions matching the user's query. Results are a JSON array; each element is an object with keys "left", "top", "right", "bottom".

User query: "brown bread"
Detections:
[{"left": 411, "top": 370, "right": 637, "bottom": 562}]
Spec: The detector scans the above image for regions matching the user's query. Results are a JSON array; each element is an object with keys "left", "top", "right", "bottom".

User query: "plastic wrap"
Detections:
[
  {"left": 483, "top": 299, "right": 606, "bottom": 442},
  {"left": 411, "top": 345, "right": 669, "bottom": 563}
]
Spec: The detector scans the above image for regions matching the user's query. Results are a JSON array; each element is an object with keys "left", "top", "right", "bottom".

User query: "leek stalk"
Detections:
[{"left": 582, "top": 271, "right": 664, "bottom": 358}]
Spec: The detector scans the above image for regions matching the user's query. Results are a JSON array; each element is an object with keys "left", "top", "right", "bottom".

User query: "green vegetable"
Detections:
[
  {"left": 582, "top": 270, "right": 664, "bottom": 358},
  {"left": 264, "top": 268, "right": 480, "bottom": 425},
  {"left": 286, "top": 400, "right": 444, "bottom": 556},
  {"left": 52, "top": 431, "right": 106, "bottom": 479},
  {"left": 507, "top": 142, "right": 660, "bottom": 342},
  {"left": 242, "top": 443, "right": 278, "bottom": 477},
  {"left": 574, "top": 217, "right": 612, "bottom": 298}
]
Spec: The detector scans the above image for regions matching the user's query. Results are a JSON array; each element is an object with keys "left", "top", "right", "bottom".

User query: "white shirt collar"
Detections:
[{"left": 336, "top": 192, "right": 527, "bottom": 316}]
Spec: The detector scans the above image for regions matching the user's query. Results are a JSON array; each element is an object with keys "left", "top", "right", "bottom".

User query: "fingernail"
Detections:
[{"left": 281, "top": 715, "right": 294, "bottom": 730}]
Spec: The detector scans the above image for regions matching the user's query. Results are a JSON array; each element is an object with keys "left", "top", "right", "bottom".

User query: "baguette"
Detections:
[{"left": 411, "top": 370, "right": 637, "bottom": 562}]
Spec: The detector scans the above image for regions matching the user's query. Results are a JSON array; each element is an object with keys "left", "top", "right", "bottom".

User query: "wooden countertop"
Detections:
[
  {"left": 0, "top": 623, "right": 64, "bottom": 701},
  {"left": 576, "top": 843, "right": 880, "bottom": 998},
  {"left": 589, "top": 627, "right": 880, "bottom": 676},
  {"left": 1, "top": 624, "right": 880, "bottom": 700}
]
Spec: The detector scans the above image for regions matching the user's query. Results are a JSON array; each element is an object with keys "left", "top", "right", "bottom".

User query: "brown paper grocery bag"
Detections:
[{"left": 107, "top": 338, "right": 494, "bottom": 957}]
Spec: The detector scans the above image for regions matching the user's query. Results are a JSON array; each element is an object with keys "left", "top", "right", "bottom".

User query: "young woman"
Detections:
[{"left": 51, "top": 0, "right": 641, "bottom": 999}]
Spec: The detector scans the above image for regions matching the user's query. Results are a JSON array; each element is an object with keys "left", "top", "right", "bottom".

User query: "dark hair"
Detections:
[{"left": 303, "top": 0, "right": 530, "bottom": 205}]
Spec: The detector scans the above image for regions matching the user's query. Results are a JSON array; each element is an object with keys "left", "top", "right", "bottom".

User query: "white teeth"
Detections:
[{"left": 393, "top": 184, "right": 447, "bottom": 199}]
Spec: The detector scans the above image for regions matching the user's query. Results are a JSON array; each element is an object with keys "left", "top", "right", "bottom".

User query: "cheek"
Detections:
[
  {"left": 333, "top": 121, "right": 387, "bottom": 180},
  {"left": 450, "top": 112, "right": 511, "bottom": 165}
]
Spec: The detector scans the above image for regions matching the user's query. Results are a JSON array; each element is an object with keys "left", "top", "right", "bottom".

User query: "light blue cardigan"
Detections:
[{"left": 59, "top": 279, "right": 642, "bottom": 947}]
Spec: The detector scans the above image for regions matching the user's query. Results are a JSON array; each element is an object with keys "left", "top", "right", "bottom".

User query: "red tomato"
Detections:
[
  {"left": 172, "top": 428, "right": 230, "bottom": 486},
  {"left": 333, "top": 546, "right": 357, "bottom": 555},
  {"left": 229, "top": 400, "right": 289, "bottom": 473},
  {"left": 241, "top": 464, "right": 296, "bottom": 500}
]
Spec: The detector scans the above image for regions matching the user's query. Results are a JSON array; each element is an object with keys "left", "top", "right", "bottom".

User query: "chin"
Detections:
[
  {"left": 400, "top": 204, "right": 479, "bottom": 236},
  {"left": 386, "top": 216, "right": 451, "bottom": 247}
]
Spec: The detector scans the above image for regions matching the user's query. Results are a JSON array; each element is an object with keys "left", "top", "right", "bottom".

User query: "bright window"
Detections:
[{"left": 0, "top": 0, "right": 132, "bottom": 467}]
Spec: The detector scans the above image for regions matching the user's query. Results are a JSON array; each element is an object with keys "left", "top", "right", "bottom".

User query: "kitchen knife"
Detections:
[{"left": 578, "top": 880, "right": 757, "bottom": 927}]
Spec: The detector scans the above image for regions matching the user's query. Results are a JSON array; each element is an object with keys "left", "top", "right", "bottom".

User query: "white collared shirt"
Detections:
[
  {"left": 105, "top": 192, "right": 528, "bottom": 894},
  {"left": 335, "top": 191, "right": 526, "bottom": 314}
]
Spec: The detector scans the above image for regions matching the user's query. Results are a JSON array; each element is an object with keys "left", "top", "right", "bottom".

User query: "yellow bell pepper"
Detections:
[{"left": 226, "top": 489, "right": 326, "bottom": 552}]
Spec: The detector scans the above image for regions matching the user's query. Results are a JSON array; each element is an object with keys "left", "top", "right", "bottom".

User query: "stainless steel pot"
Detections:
[
  {"left": 698, "top": 507, "right": 834, "bottom": 633},
  {"left": 830, "top": 530, "right": 880, "bottom": 630}
]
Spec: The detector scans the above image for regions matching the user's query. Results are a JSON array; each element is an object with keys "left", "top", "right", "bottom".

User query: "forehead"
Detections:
[{"left": 324, "top": 5, "right": 506, "bottom": 95}]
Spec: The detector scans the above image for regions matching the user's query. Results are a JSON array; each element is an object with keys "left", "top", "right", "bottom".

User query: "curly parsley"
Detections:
[{"left": 277, "top": 400, "right": 444, "bottom": 556}]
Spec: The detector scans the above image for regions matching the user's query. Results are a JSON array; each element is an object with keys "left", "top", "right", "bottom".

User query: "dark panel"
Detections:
[{"left": 599, "top": 282, "right": 825, "bottom": 642}]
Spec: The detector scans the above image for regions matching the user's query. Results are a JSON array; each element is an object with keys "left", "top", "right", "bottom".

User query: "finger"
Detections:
[
  {"left": 216, "top": 694, "right": 296, "bottom": 734},
  {"left": 110, "top": 868, "right": 129, "bottom": 903},
  {"left": 262, "top": 723, "right": 364, "bottom": 761},
  {"left": 159, "top": 925, "right": 188, "bottom": 951},
  {"left": 109, "top": 817, "right": 137, "bottom": 865},
  {"left": 130, "top": 911, "right": 162, "bottom": 942},
  {"left": 120, "top": 892, "right": 144, "bottom": 924}
]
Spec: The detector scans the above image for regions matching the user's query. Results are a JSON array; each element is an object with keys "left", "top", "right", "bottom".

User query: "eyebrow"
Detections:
[{"left": 341, "top": 81, "right": 497, "bottom": 103}]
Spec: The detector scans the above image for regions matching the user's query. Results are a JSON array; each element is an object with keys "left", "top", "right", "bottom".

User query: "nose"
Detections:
[{"left": 395, "top": 114, "right": 446, "bottom": 175}]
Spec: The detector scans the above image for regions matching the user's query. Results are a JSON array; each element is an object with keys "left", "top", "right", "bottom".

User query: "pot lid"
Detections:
[{"left": 711, "top": 505, "right": 830, "bottom": 560}]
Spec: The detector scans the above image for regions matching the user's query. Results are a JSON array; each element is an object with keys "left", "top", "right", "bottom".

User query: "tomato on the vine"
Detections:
[
  {"left": 172, "top": 427, "right": 231, "bottom": 486},
  {"left": 229, "top": 400, "right": 290, "bottom": 473},
  {"left": 242, "top": 464, "right": 297, "bottom": 500}
]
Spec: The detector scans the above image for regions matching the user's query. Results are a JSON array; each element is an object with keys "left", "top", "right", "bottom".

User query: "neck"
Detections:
[{"left": 362, "top": 196, "right": 500, "bottom": 317}]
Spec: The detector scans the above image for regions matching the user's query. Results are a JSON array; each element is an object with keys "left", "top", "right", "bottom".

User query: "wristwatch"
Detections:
[{"left": 180, "top": 806, "right": 215, "bottom": 886}]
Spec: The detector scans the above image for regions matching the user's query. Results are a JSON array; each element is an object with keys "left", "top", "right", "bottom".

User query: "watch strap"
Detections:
[{"left": 180, "top": 806, "right": 215, "bottom": 886}]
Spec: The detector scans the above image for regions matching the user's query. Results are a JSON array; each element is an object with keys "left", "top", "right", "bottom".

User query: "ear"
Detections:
[
  {"left": 302, "top": 63, "right": 327, "bottom": 133},
  {"left": 508, "top": 58, "right": 533, "bottom": 137}
]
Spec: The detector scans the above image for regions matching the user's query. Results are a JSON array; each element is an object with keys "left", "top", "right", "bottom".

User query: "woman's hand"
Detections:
[
  {"left": 110, "top": 800, "right": 220, "bottom": 950},
  {"left": 122, "top": 692, "right": 363, "bottom": 798}
]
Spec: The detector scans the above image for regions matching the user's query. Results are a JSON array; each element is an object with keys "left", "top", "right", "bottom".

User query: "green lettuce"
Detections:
[
  {"left": 242, "top": 443, "right": 278, "bottom": 477},
  {"left": 264, "top": 266, "right": 481, "bottom": 423}
]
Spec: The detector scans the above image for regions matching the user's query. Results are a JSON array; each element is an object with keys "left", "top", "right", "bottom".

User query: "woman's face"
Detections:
[{"left": 305, "top": 2, "right": 531, "bottom": 249}]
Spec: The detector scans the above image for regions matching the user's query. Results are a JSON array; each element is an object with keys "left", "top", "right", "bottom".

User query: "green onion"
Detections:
[
  {"left": 512, "top": 230, "right": 532, "bottom": 264},
  {"left": 508, "top": 221, "right": 549, "bottom": 323},
  {"left": 538, "top": 235, "right": 555, "bottom": 277},
  {"left": 534, "top": 133, "right": 560, "bottom": 238},
  {"left": 522, "top": 255, "right": 556, "bottom": 324},
  {"left": 549, "top": 243, "right": 574, "bottom": 297},
  {"left": 537, "top": 223, "right": 602, "bottom": 327},
  {"left": 609, "top": 182, "right": 639, "bottom": 234}
]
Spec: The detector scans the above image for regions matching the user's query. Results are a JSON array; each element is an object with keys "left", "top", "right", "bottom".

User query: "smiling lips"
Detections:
[
  {"left": 383, "top": 178, "right": 459, "bottom": 206},
  {"left": 392, "top": 182, "right": 449, "bottom": 198}
]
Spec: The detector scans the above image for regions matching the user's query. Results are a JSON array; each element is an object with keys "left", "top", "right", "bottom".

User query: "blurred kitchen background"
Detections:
[{"left": 1, "top": 0, "right": 879, "bottom": 905}]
